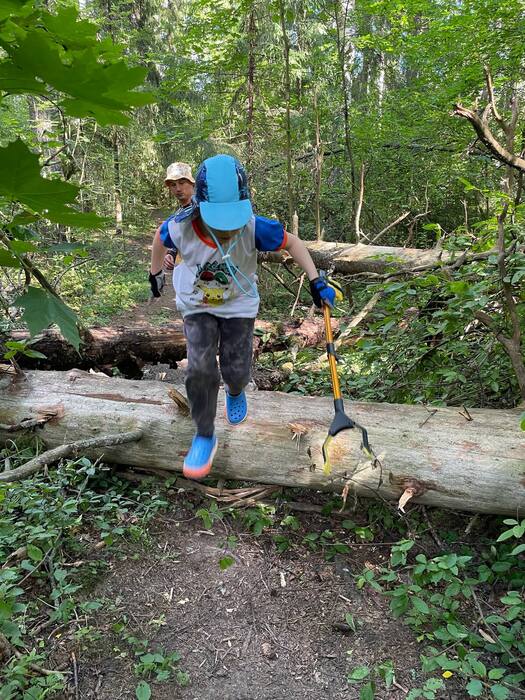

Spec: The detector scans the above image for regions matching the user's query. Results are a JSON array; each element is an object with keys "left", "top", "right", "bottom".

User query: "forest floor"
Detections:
[
  {"left": 74, "top": 490, "right": 433, "bottom": 700},
  {"left": 69, "top": 267, "right": 454, "bottom": 699},
  {"left": 114, "top": 264, "right": 181, "bottom": 328}
]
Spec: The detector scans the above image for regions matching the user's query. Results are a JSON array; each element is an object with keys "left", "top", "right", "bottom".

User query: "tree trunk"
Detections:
[
  {"left": 5, "top": 324, "right": 188, "bottom": 374},
  {"left": 1, "top": 370, "right": 523, "bottom": 515},
  {"left": 260, "top": 239, "right": 472, "bottom": 274},
  {"left": 313, "top": 91, "right": 324, "bottom": 241},
  {"left": 246, "top": 6, "right": 256, "bottom": 170},
  {"left": 301, "top": 240, "right": 456, "bottom": 274},
  {"left": 333, "top": 0, "right": 356, "bottom": 215},
  {"left": 113, "top": 131, "right": 123, "bottom": 235},
  {"left": 279, "top": 0, "right": 295, "bottom": 226}
]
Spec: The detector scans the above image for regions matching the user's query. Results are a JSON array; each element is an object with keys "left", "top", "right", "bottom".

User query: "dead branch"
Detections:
[
  {"left": 354, "top": 162, "right": 366, "bottom": 243},
  {"left": 334, "top": 292, "right": 383, "bottom": 349},
  {"left": 0, "top": 429, "right": 143, "bottom": 483},
  {"left": 369, "top": 211, "right": 410, "bottom": 245},
  {"left": 453, "top": 104, "right": 525, "bottom": 172},
  {"left": 484, "top": 65, "right": 504, "bottom": 127},
  {"left": 351, "top": 246, "right": 505, "bottom": 281},
  {"left": 0, "top": 417, "right": 51, "bottom": 432},
  {"left": 474, "top": 215, "right": 525, "bottom": 401},
  {"left": 290, "top": 273, "right": 306, "bottom": 317},
  {"left": 260, "top": 262, "right": 299, "bottom": 298}
]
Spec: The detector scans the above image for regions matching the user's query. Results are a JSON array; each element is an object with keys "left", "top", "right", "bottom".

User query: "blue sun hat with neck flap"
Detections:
[{"left": 195, "top": 154, "right": 253, "bottom": 231}]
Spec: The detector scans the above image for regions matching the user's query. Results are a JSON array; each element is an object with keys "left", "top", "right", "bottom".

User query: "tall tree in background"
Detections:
[{"left": 278, "top": 0, "right": 296, "bottom": 226}]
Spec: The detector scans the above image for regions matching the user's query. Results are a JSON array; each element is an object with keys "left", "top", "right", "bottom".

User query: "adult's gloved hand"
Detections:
[
  {"left": 149, "top": 269, "right": 165, "bottom": 298},
  {"left": 309, "top": 276, "right": 344, "bottom": 308}
]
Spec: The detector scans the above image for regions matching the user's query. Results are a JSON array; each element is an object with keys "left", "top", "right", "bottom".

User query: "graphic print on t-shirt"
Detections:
[{"left": 192, "top": 260, "right": 233, "bottom": 306}]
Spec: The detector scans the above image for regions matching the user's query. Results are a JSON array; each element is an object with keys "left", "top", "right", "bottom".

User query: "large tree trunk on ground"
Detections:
[
  {"left": 6, "top": 318, "right": 339, "bottom": 373},
  {"left": 260, "top": 241, "right": 457, "bottom": 274},
  {"left": 301, "top": 241, "right": 454, "bottom": 274},
  {"left": 1, "top": 370, "right": 523, "bottom": 515},
  {"left": 258, "top": 241, "right": 458, "bottom": 275},
  {"left": 6, "top": 324, "right": 188, "bottom": 375}
]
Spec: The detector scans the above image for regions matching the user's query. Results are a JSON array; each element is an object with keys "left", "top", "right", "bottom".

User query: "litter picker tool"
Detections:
[{"left": 321, "top": 283, "right": 378, "bottom": 475}]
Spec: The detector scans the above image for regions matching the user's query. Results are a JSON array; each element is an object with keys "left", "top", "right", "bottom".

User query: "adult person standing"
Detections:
[{"left": 150, "top": 162, "right": 195, "bottom": 297}]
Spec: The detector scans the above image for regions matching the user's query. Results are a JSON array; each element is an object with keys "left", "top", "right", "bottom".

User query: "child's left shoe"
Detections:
[
  {"left": 225, "top": 390, "right": 247, "bottom": 425},
  {"left": 183, "top": 434, "right": 218, "bottom": 480}
]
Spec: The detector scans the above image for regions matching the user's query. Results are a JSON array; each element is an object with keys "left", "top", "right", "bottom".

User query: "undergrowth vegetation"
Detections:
[
  {"left": 1, "top": 439, "right": 523, "bottom": 699},
  {"left": 0, "top": 443, "right": 184, "bottom": 699}
]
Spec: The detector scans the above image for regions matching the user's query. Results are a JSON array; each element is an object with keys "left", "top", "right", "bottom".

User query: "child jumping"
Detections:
[{"left": 149, "top": 154, "right": 341, "bottom": 480}]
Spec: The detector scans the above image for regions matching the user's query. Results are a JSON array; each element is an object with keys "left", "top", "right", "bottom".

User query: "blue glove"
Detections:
[{"left": 309, "top": 276, "right": 344, "bottom": 308}]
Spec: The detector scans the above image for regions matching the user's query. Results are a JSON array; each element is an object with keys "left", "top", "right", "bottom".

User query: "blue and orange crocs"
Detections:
[
  {"left": 183, "top": 434, "right": 218, "bottom": 480},
  {"left": 225, "top": 390, "right": 247, "bottom": 425}
]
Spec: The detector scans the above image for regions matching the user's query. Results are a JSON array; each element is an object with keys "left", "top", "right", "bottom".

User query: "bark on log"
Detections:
[
  {"left": 301, "top": 241, "right": 454, "bottom": 275},
  {"left": 261, "top": 241, "right": 455, "bottom": 274},
  {"left": 1, "top": 369, "right": 523, "bottom": 515},
  {"left": 6, "top": 324, "right": 187, "bottom": 374},
  {"left": 6, "top": 318, "right": 339, "bottom": 372}
]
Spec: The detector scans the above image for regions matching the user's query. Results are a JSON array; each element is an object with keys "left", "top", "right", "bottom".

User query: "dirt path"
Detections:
[
  {"left": 77, "top": 493, "right": 422, "bottom": 699},
  {"left": 117, "top": 268, "right": 181, "bottom": 327}
]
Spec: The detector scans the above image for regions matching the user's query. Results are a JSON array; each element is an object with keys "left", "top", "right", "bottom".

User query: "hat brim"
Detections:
[
  {"left": 165, "top": 176, "right": 195, "bottom": 185},
  {"left": 199, "top": 199, "right": 253, "bottom": 231}
]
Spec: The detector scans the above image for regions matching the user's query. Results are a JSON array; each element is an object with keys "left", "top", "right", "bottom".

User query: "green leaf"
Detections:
[
  {"left": 348, "top": 666, "right": 370, "bottom": 682},
  {"left": 466, "top": 679, "right": 483, "bottom": 697},
  {"left": 425, "top": 677, "right": 444, "bottom": 691},
  {"left": 345, "top": 613, "right": 357, "bottom": 632},
  {"left": 13, "top": 286, "right": 80, "bottom": 350},
  {"left": 490, "top": 685, "right": 509, "bottom": 700},
  {"left": 412, "top": 597, "right": 430, "bottom": 614},
  {"left": 0, "top": 0, "right": 33, "bottom": 23},
  {"left": 0, "top": 139, "right": 77, "bottom": 212},
  {"left": 488, "top": 669, "right": 506, "bottom": 681},
  {"left": 520, "top": 413, "right": 525, "bottom": 431},
  {"left": 360, "top": 681, "right": 375, "bottom": 700},
  {"left": 470, "top": 659, "right": 487, "bottom": 678},
  {"left": 0, "top": 248, "right": 20, "bottom": 267},
  {"left": 46, "top": 242, "right": 88, "bottom": 254},
  {"left": 7, "top": 239, "right": 37, "bottom": 253},
  {"left": 496, "top": 529, "right": 515, "bottom": 542},
  {"left": 41, "top": 5, "right": 99, "bottom": 49},
  {"left": 20, "top": 348, "right": 46, "bottom": 359},
  {"left": 135, "top": 681, "right": 151, "bottom": 700},
  {"left": 0, "top": 140, "right": 105, "bottom": 227},
  {"left": 27, "top": 544, "right": 43, "bottom": 562},
  {"left": 510, "top": 543, "right": 525, "bottom": 556},
  {"left": 5, "top": 27, "right": 154, "bottom": 124},
  {"left": 219, "top": 556, "right": 234, "bottom": 570}
]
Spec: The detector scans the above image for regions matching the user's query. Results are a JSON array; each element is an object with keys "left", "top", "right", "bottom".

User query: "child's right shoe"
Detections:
[
  {"left": 225, "top": 390, "right": 247, "bottom": 425},
  {"left": 183, "top": 434, "right": 218, "bottom": 480}
]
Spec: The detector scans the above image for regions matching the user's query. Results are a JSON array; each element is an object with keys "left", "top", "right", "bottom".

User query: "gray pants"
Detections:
[{"left": 183, "top": 313, "right": 255, "bottom": 436}]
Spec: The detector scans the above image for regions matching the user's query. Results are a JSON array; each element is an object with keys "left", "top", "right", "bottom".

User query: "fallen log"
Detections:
[
  {"left": 6, "top": 317, "right": 339, "bottom": 373},
  {"left": 301, "top": 241, "right": 454, "bottom": 275},
  {"left": 260, "top": 241, "right": 460, "bottom": 274},
  {"left": 1, "top": 369, "right": 523, "bottom": 515},
  {"left": 6, "top": 324, "right": 187, "bottom": 375}
]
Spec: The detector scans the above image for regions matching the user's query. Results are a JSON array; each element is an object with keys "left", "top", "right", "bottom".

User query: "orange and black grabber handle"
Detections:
[{"left": 321, "top": 291, "right": 375, "bottom": 475}]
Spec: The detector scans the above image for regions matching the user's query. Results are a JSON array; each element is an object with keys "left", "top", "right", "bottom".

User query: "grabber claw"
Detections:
[{"left": 321, "top": 298, "right": 377, "bottom": 475}]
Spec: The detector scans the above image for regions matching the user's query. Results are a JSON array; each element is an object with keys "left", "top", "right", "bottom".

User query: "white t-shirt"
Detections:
[{"left": 159, "top": 214, "right": 287, "bottom": 318}]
